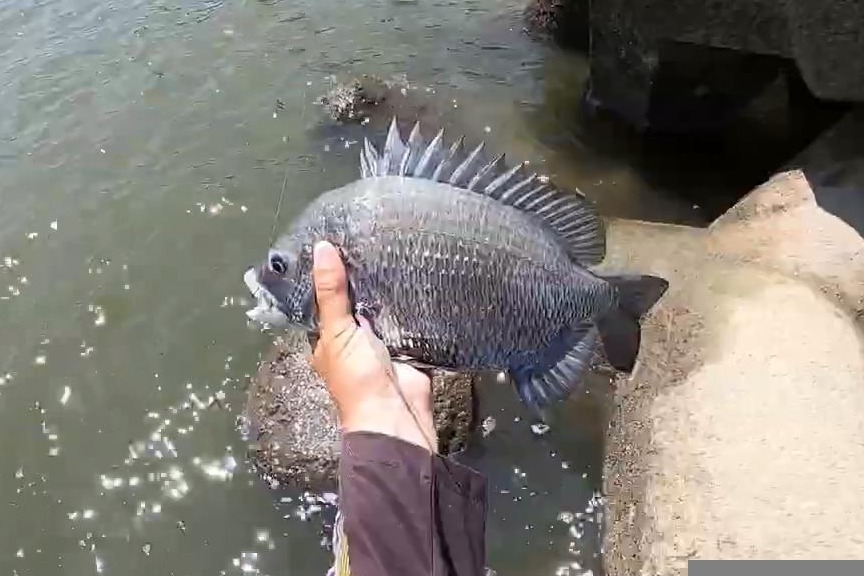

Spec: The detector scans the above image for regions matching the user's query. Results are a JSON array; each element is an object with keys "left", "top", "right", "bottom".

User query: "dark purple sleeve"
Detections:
[{"left": 335, "top": 431, "right": 487, "bottom": 576}]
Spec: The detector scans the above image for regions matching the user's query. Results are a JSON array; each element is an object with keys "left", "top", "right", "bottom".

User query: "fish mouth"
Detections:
[{"left": 243, "top": 266, "right": 290, "bottom": 328}]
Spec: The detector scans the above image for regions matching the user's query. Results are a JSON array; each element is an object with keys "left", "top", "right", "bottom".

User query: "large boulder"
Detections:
[
  {"left": 242, "top": 330, "right": 477, "bottom": 488},
  {"left": 600, "top": 116, "right": 864, "bottom": 575}
]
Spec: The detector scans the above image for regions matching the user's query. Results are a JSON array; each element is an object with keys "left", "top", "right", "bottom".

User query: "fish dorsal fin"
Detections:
[{"left": 359, "top": 117, "right": 606, "bottom": 266}]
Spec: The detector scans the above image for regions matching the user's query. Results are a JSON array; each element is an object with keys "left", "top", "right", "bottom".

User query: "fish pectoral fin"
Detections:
[
  {"left": 389, "top": 355, "right": 445, "bottom": 382},
  {"left": 392, "top": 354, "right": 438, "bottom": 371},
  {"left": 513, "top": 324, "right": 600, "bottom": 412}
]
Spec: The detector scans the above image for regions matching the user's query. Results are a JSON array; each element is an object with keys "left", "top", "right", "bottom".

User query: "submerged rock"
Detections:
[
  {"left": 318, "top": 74, "right": 404, "bottom": 124},
  {"left": 315, "top": 74, "right": 449, "bottom": 136},
  {"left": 243, "top": 330, "right": 477, "bottom": 488}
]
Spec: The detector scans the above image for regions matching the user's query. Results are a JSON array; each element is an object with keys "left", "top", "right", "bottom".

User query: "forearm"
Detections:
[{"left": 332, "top": 431, "right": 487, "bottom": 576}]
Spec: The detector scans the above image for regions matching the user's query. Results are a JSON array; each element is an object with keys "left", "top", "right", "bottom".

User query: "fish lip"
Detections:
[
  {"left": 243, "top": 266, "right": 285, "bottom": 324},
  {"left": 243, "top": 266, "right": 265, "bottom": 298}
]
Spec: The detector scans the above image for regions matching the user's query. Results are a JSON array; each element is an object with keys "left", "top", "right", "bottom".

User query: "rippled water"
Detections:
[{"left": 0, "top": 0, "right": 831, "bottom": 575}]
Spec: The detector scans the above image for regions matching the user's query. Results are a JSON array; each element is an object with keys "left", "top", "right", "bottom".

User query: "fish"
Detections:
[{"left": 243, "top": 117, "right": 669, "bottom": 413}]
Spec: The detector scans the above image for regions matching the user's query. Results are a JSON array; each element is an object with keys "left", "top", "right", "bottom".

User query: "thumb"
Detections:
[{"left": 311, "top": 240, "right": 354, "bottom": 335}]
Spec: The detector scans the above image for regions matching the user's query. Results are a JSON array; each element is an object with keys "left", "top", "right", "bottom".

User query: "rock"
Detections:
[
  {"left": 599, "top": 115, "right": 864, "bottom": 574},
  {"left": 242, "top": 330, "right": 478, "bottom": 488},
  {"left": 315, "top": 74, "right": 463, "bottom": 139},
  {"left": 317, "top": 74, "right": 396, "bottom": 124},
  {"left": 316, "top": 74, "right": 447, "bottom": 130},
  {"left": 523, "top": 0, "right": 589, "bottom": 51},
  {"left": 582, "top": 0, "right": 864, "bottom": 131},
  {"left": 587, "top": 17, "right": 781, "bottom": 132}
]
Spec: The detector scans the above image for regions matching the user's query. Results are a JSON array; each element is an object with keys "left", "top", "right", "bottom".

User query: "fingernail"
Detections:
[
  {"left": 313, "top": 240, "right": 329, "bottom": 256},
  {"left": 313, "top": 240, "right": 331, "bottom": 261}
]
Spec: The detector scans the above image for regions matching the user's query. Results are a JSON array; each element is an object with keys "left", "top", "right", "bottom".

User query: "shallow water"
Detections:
[{"left": 0, "top": 1, "right": 833, "bottom": 575}]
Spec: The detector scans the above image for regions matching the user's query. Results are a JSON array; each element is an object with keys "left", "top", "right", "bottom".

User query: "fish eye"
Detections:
[{"left": 269, "top": 254, "right": 288, "bottom": 275}]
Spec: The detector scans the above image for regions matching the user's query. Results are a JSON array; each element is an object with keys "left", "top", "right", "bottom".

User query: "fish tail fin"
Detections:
[
  {"left": 596, "top": 274, "right": 669, "bottom": 371},
  {"left": 359, "top": 116, "right": 607, "bottom": 266}
]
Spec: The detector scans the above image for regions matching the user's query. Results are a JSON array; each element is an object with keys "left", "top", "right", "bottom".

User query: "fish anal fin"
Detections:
[
  {"left": 357, "top": 117, "right": 607, "bottom": 266},
  {"left": 513, "top": 325, "right": 599, "bottom": 412}
]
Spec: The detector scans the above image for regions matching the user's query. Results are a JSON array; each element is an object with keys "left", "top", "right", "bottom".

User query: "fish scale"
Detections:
[
  {"left": 343, "top": 188, "right": 593, "bottom": 362},
  {"left": 245, "top": 118, "right": 669, "bottom": 413}
]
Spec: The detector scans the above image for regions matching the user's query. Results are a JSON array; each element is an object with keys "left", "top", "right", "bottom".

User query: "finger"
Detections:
[
  {"left": 311, "top": 241, "right": 354, "bottom": 336},
  {"left": 356, "top": 315, "right": 373, "bottom": 332}
]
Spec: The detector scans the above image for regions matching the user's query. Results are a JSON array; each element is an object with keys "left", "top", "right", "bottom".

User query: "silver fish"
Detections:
[{"left": 244, "top": 118, "right": 668, "bottom": 412}]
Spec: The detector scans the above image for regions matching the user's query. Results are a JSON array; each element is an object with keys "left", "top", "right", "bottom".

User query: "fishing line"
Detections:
[
  {"left": 388, "top": 367, "right": 438, "bottom": 455},
  {"left": 386, "top": 366, "right": 438, "bottom": 576},
  {"left": 270, "top": 80, "right": 307, "bottom": 247},
  {"left": 361, "top": 317, "right": 438, "bottom": 573},
  {"left": 269, "top": 165, "right": 290, "bottom": 246}
]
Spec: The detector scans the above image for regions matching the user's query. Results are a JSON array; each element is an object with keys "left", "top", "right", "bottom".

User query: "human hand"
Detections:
[{"left": 309, "top": 240, "right": 437, "bottom": 453}]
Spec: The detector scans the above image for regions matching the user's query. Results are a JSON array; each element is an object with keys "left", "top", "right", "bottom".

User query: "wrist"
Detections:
[{"left": 339, "top": 396, "right": 438, "bottom": 454}]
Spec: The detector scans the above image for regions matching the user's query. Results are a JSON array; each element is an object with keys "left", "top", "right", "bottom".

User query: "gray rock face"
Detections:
[
  {"left": 575, "top": 0, "right": 864, "bottom": 131},
  {"left": 242, "top": 330, "right": 478, "bottom": 488}
]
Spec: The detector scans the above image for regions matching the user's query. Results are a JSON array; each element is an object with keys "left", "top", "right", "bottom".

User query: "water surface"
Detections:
[{"left": 0, "top": 1, "right": 826, "bottom": 575}]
